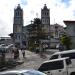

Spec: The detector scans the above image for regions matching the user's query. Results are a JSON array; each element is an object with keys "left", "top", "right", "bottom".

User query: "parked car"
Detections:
[
  {"left": 38, "top": 57, "right": 75, "bottom": 75},
  {"left": 49, "top": 49, "right": 75, "bottom": 66},
  {"left": 0, "top": 69, "right": 46, "bottom": 75}
]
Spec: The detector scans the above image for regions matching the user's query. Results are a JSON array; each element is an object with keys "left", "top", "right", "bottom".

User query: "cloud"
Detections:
[
  {"left": 0, "top": 0, "right": 75, "bottom": 37},
  {"left": 0, "top": 0, "right": 21, "bottom": 37},
  {"left": 21, "top": 0, "right": 27, "bottom": 6}
]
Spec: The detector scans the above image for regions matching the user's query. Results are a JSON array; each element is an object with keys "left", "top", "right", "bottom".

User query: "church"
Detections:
[{"left": 12, "top": 4, "right": 65, "bottom": 49}]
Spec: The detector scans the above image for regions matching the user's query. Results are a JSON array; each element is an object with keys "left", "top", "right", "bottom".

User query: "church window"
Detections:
[
  {"left": 16, "top": 12, "right": 18, "bottom": 16},
  {"left": 42, "top": 12, "right": 44, "bottom": 15},
  {"left": 45, "top": 12, "right": 46, "bottom": 15},
  {"left": 16, "top": 11, "right": 21, "bottom": 17},
  {"left": 15, "top": 11, "right": 19, "bottom": 16},
  {"left": 20, "top": 12, "right": 21, "bottom": 16},
  {"left": 15, "top": 35, "right": 17, "bottom": 39},
  {"left": 43, "top": 20, "right": 44, "bottom": 22},
  {"left": 45, "top": 19, "right": 46, "bottom": 23},
  {"left": 18, "top": 35, "right": 20, "bottom": 40},
  {"left": 47, "top": 20, "right": 48, "bottom": 22},
  {"left": 18, "top": 12, "right": 20, "bottom": 16},
  {"left": 47, "top": 12, "right": 48, "bottom": 15},
  {"left": 42, "top": 19, "right": 44, "bottom": 23}
]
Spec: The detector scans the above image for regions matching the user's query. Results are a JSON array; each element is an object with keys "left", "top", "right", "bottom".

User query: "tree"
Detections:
[
  {"left": 60, "top": 35, "right": 72, "bottom": 50},
  {"left": 28, "top": 18, "right": 45, "bottom": 52}
]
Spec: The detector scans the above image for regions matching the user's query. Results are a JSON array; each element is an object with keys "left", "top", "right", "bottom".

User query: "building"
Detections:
[
  {"left": 64, "top": 21, "right": 75, "bottom": 49},
  {"left": 41, "top": 4, "right": 50, "bottom": 48},
  {"left": 13, "top": 4, "right": 26, "bottom": 49},
  {"left": 12, "top": 4, "right": 65, "bottom": 49},
  {"left": 0, "top": 37, "right": 13, "bottom": 45},
  {"left": 26, "top": 4, "right": 51, "bottom": 49},
  {"left": 50, "top": 23, "right": 65, "bottom": 48}
]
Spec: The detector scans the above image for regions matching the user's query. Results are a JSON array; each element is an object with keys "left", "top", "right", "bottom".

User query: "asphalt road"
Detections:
[{"left": 6, "top": 49, "right": 58, "bottom": 71}]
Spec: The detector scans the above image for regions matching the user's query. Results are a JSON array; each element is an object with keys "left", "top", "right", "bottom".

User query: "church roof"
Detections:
[
  {"left": 42, "top": 4, "right": 49, "bottom": 10},
  {"left": 15, "top": 4, "right": 22, "bottom": 11},
  {"left": 44, "top": 4, "right": 47, "bottom": 9}
]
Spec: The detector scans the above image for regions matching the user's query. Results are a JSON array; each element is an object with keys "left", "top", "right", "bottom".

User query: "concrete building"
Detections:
[
  {"left": 41, "top": 4, "right": 50, "bottom": 48},
  {"left": 0, "top": 37, "right": 13, "bottom": 45},
  {"left": 64, "top": 21, "right": 75, "bottom": 49},
  {"left": 13, "top": 4, "right": 25, "bottom": 49},
  {"left": 50, "top": 23, "right": 65, "bottom": 48},
  {"left": 12, "top": 4, "right": 65, "bottom": 49},
  {"left": 50, "top": 23, "right": 65, "bottom": 38}
]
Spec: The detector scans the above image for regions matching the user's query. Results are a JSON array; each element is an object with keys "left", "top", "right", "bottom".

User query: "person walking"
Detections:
[
  {"left": 16, "top": 49, "right": 19, "bottom": 59},
  {"left": 22, "top": 50, "right": 25, "bottom": 58},
  {"left": 59, "top": 43, "right": 64, "bottom": 51},
  {"left": 14, "top": 48, "right": 19, "bottom": 59}
]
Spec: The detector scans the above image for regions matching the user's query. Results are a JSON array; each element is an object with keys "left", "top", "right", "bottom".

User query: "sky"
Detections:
[{"left": 0, "top": 0, "right": 75, "bottom": 37}]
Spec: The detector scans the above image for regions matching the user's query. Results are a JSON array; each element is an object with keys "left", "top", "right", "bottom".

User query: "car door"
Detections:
[
  {"left": 50, "top": 60, "right": 67, "bottom": 75},
  {"left": 38, "top": 60, "right": 66, "bottom": 75}
]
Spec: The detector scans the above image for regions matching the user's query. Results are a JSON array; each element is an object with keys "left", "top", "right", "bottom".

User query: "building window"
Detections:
[
  {"left": 15, "top": 35, "right": 17, "bottom": 39},
  {"left": 17, "top": 11, "right": 20, "bottom": 16},
  {"left": 43, "top": 20, "right": 44, "bottom": 22},
  {"left": 16, "top": 12, "right": 18, "bottom": 16},
  {"left": 42, "top": 12, "right": 44, "bottom": 15},
  {"left": 18, "top": 35, "right": 20, "bottom": 40},
  {"left": 45, "top": 12, "right": 46, "bottom": 15},
  {"left": 47, "top": 12, "right": 48, "bottom": 15},
  {"left": 45, "top": 19, "right": 46, "bottom": 23},
  {"left": 15, "top": 11, "right": 21, "bottom": 17}
]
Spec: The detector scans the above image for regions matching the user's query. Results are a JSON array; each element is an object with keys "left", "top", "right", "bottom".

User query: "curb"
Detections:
[{"left": 0, "top": 60, "right": 24, "bottom": 71}]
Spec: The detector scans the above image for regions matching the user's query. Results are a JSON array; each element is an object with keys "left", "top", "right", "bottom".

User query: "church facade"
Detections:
[{"left": 12, "top": 4, "right": 65, "bottom": 49}]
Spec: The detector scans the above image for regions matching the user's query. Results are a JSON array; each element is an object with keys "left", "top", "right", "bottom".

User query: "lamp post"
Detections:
[
  {"left": 39, "top": 40, "right": 43, "bottom": 55},
  {"left": 34, "top": 41, "right": 37, "bottom": 53}
]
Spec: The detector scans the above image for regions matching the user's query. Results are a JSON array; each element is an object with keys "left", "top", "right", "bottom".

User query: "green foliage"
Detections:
[
  {"left": 60, "top": 35, "right": 72, "bottom": 50},
  {"left": 28, "top": 18, "right": 42, "bottom": 51}
]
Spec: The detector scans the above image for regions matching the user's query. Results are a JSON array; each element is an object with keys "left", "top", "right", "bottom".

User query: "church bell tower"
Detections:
[
  {"left": 41, "top": 4, "right": 50, "bottom": 48},
  {"left": 13, "top": 4, "right": 23, "bottom": 48}
]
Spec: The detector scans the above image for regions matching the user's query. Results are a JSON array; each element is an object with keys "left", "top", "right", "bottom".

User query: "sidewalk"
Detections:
[{"left": 0, "top": 50, "right": 24, "bottom": 71}]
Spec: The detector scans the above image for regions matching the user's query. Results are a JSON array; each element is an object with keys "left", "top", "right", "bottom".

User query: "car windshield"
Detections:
[{"left": 50, "top": 54, "right": 58, "bottom": 60}]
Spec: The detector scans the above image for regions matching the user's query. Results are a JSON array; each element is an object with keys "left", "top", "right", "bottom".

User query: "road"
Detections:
[{"left": 7, "top": 49, "right": 58, "bottom": 71}]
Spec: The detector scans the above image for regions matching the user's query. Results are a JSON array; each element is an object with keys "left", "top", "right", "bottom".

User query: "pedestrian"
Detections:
[
  {"left": 22, "top": 49, "right": 25, "bottom": 58},
  {"left": 14, "top": 49, "right": 17, "bottom": 59},
  {"left": 14, "top": 48, "right": 19, "bottom": 59},
  {"left": 59, "top": 43, "right": 64, "bottom": 51},
  {"left": 16, "top": 49, "right": 19, "bottom": 59}
]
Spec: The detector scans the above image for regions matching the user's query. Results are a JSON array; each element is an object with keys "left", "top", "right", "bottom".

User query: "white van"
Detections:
[
  {"left": 49, "top": 50, "right": 75, "bottom": 66},
  {"left": 38, "top": 57, "right": 75, "bottom": 75}
]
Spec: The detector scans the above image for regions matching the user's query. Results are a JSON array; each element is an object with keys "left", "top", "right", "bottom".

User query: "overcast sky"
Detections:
[{"left": 0, "top": 0, "right": 75, "bottom": 37}]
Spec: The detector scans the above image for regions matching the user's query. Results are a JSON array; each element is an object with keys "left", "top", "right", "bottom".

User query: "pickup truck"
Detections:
[{"left": 38, "top": 57, "right": 75, "bottom": 75}]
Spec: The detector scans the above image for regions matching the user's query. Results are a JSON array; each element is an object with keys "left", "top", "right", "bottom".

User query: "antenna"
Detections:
[{"left": 36, "top": 13, "right": 38, "bottom": 18}]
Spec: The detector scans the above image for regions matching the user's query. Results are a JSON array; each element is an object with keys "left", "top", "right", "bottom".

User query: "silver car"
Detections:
[{"left": 0, "top": 69, "right": 46, "bottom": 75}]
